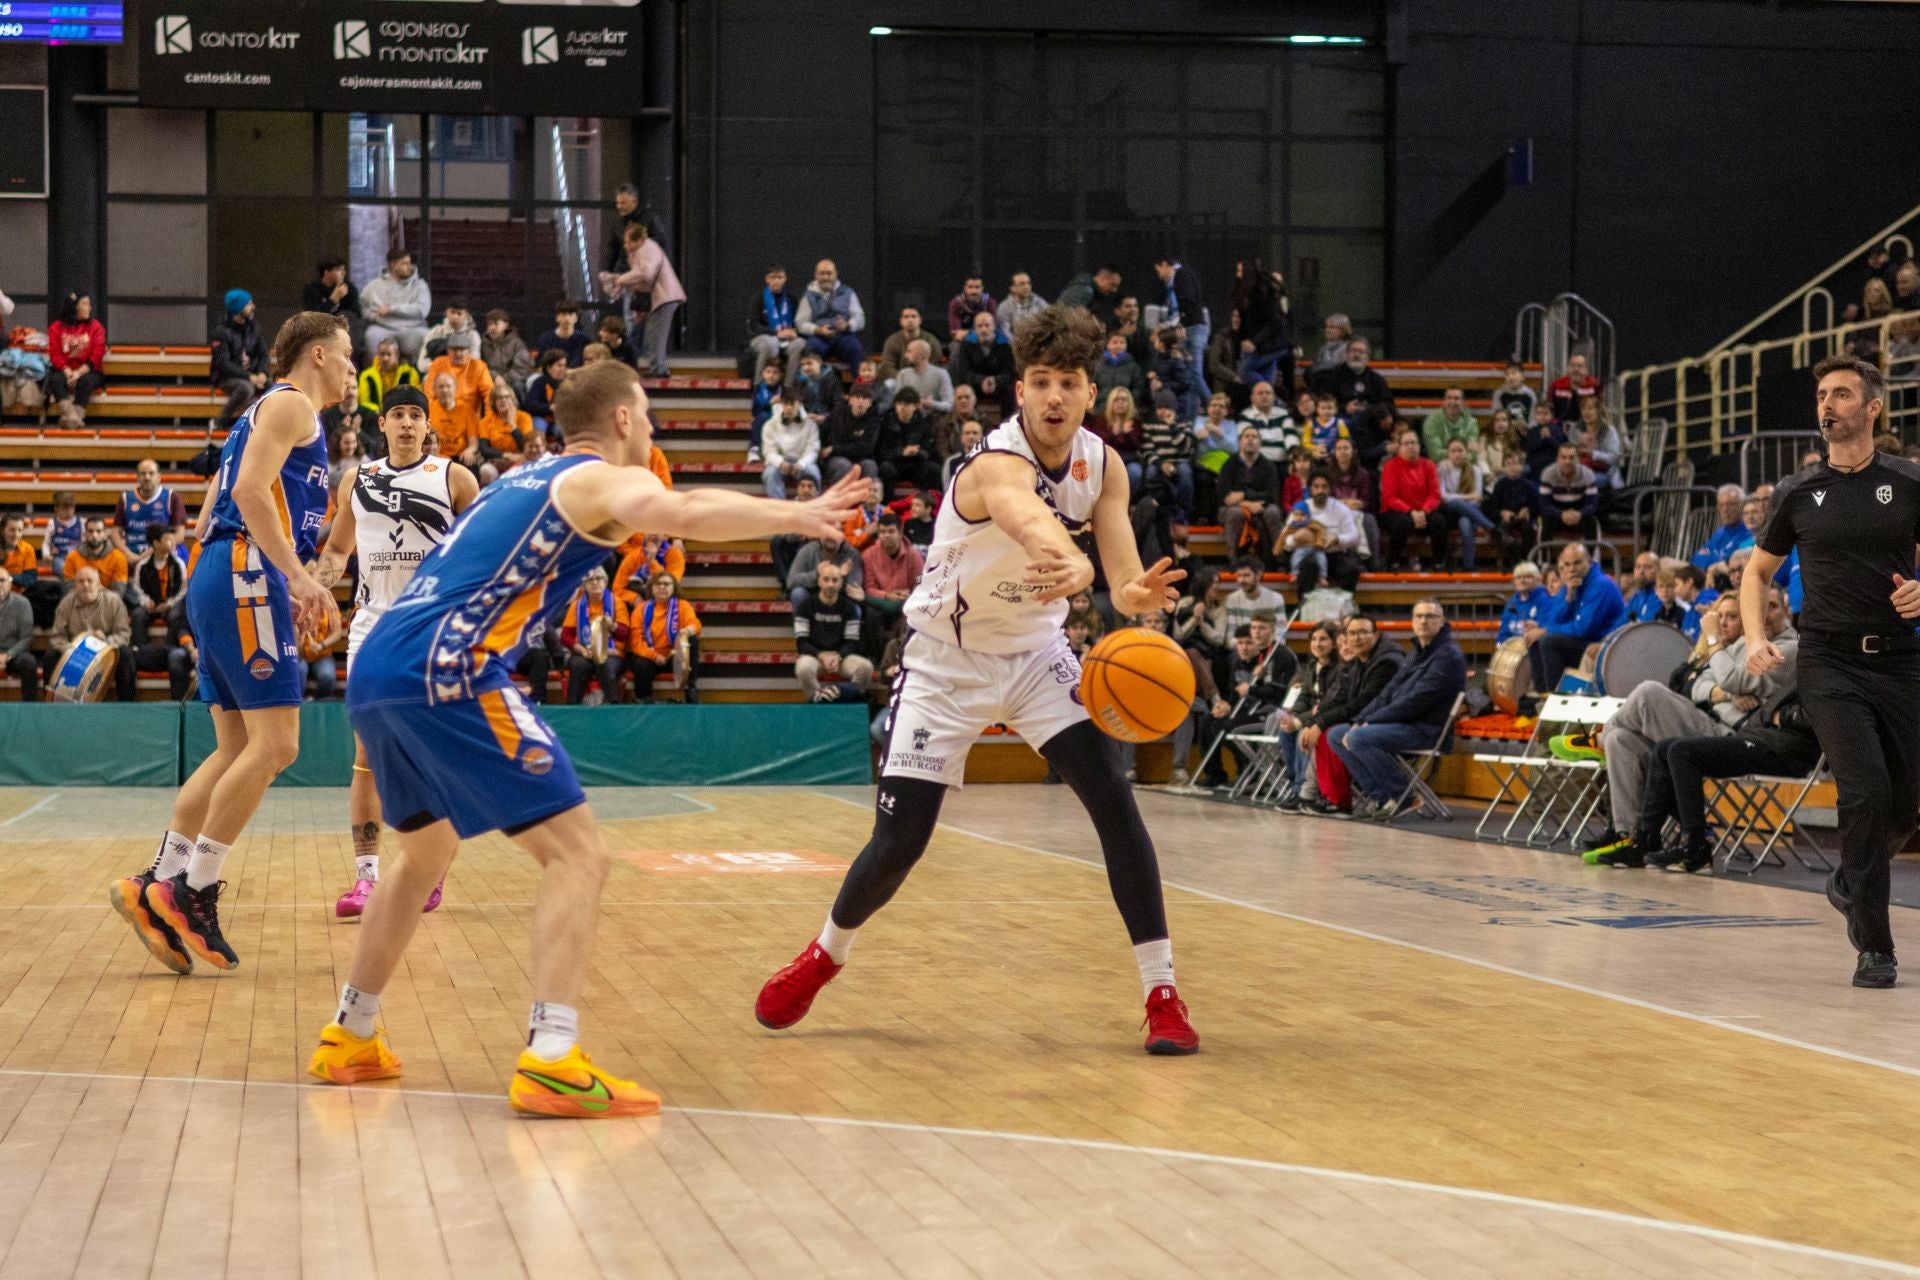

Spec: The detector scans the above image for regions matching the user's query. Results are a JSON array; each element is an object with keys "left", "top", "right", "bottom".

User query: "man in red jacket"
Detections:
[
  {"left": 1548, "top": 352, "right": 1600, "bottom": 422},
  {"left": 1378, "top": 429, "right": 1444, "bottom": 568}
]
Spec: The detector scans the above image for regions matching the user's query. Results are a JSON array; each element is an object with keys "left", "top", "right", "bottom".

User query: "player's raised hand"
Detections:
[
  {"left": 1745, "top": 637, "right": 1784, "bottom": 677},
  {"left": 1892, "top": 573, "right": 1920, "bottom": 619},
  {"left": 1114, "top": 556, "right": 1187, "bottom": 615},
  {"left": 1025, "top": 550, "right": 1095, "bottom": 603},
  {"left": 788, "top": 470, "right": 867, "bottom": 538}
]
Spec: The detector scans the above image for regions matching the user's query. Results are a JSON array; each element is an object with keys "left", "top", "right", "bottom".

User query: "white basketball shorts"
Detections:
[{"left": 881, "top": 629, "right": 1090, "bottom": 788}]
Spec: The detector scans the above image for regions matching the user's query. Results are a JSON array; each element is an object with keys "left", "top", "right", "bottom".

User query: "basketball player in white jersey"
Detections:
[
  {"left": 755, "top": 305, "right": 1200, "bottom": 1053},
  {"left": 313, "top": 385, "right": 478, "bottom": 917}
]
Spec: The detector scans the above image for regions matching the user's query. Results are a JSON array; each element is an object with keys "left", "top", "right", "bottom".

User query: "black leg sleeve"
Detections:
[
  {"left": 830, "top": 775, "right": 948, "bottom": 929},
  {"left": 1042, "top": 719, "right": 1170, "bottom": 944}
]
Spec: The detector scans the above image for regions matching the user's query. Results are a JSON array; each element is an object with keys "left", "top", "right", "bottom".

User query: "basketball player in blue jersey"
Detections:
[
  {"left": 110, "top": 313, "right": 350, "bottom": 975},
  {"left": 306, "top": 360, "right": 863, "bottom": 1116}
]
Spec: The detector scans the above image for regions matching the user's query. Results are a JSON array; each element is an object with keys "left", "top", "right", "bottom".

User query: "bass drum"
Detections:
[
  {"left": 1594, "top": 621, "right": 1693, "bottom": 696},
  {"left": 1486, "top": 636, "right": 1532, "bottom": 713},
  {"left": 49, "top": 634, "right": 115, "bottom": 703}
]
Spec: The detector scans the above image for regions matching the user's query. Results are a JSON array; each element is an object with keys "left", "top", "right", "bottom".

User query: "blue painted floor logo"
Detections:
[{"left": 1346, "top": 873, "right": 1819, "bottom": 929}]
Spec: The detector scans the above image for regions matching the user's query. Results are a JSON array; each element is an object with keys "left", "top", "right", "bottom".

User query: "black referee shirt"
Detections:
[{"left": 1759, "top": 452, "right": 1920, "bottom": 636}]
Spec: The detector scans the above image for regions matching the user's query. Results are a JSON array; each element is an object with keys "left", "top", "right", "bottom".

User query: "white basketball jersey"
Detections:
[
  {"left": 904, "top": 416, "right": 1107, "bottom": 655},
  {"left": 350, "top": 454, "right": 457, "bottom": 623}
]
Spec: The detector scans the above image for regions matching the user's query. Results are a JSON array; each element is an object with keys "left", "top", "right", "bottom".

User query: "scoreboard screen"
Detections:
[{"left": 0, "top": 3, "right": 123, "bottom": 44}]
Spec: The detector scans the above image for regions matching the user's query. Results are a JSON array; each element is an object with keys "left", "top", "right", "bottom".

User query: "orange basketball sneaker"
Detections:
[
  {"left": 509, "top": 1046, "right": 661, "bottom": 1118},
  {"left": 754, "top": 940, "right": 843, "bottom": 1030},
  {"left": 1143, "top": 984, "right": 1199, "bottom": 1055},
  {"left": 306, "top": 1022, "right": 403, "bottom": 1084}
]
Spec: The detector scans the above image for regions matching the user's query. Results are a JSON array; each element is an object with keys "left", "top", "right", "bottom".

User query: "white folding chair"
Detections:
[
  {"left": 1223, "top": 731, "right": 1291, "bottom": 805},
  {"left": 1473, "top": 694, "right": 1624, "bottom": 846},
  {"left": 1714, "top": 755, "right": 1834, "bottom": 875},
  {"left": 1387, "top": 693, "right": 1467, "bottom": 822}
]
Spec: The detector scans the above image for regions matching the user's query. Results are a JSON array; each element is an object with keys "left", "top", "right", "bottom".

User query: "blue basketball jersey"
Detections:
[
  {"left": 206, "top": 383, "right": 331, "bottom": 558},
  {"left": 119, "top": 486, "right": 177, "bottom": 555},
  {"left": 351, "top": 451, "right": 617, "bottom": 705}
]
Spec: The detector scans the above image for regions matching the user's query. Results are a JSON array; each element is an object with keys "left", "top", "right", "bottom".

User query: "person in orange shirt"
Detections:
[
  {"left": 649, "top": 444, "right": 673, "bottom": 489},
  {"left": 63, "top": 516, "right": 130, "bottom": 587},
  {"left": 0, "top": 513, "right": 57, "bottom": 626},
  {"left": 481, "top": 381, "right": 530, "bottom": 454},
  {"left": 427, "top": 371, "right": 480, "bottom": 466},
  {"left": 423, "top": 331, "right": 494, "bottom": 418},
  {"left": 557, "top": 566, "right": 629, "bottom": 704},
  {"left": 626, "top": 573, "right": 700, "bottom": 703},
  {"left": 613, "top": 532, "right": 687, "bottom": 610},
  {"left": 840, "top": 476, "right": 887, "bottom": 550}
]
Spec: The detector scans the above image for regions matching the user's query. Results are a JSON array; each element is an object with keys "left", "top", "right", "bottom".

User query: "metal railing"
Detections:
[
  {"left": 1514, "top": 294, "right": 1617, "bottom": 404},
  {"left": 548, "top": 120, "right": 598, "bottom": 306},
  {"left": 1630, "top": 485, "right": 1719, "bottom": 561},
  {"left": 1738, "top": 431, "right": 1822, "bottom": 493}
]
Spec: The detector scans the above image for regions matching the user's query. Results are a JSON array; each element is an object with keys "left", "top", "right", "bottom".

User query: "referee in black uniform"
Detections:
[{"left": 1744, "top": 354, "right": 1920, "bottom": 988}]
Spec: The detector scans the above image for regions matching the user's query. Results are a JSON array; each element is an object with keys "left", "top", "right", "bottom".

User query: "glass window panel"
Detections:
[
  {"left": 1290, "top": 55, "right": 1387, "bottom": 137},
  {"left": 213, "top": 112, "right": 311, "bottom": 198},
  {"left": 0, "top": 201, "right": 47, "bottom": 302},
  {"left": 877, "top": 132, "right": 973, "bottom": 224},
  {"left": 420, "top": 214, "right": 545, "bottom": 320},
  {"left": 108, "top": 109, "right": 206, "bottom": 196},
  {"left": 534, "top": 117, "right": 618, "bottom": 204},
  {"left": 1183, "top": 139, "right": 1268, "bottom": 226},
  {"left": 1290, "top": 141, "right": 1385, "bottom": 226},
  {"left": 530, "top": 206, "right": 605, "bottom": 309},
  {"left": 427, "top": 116, "right": 517, "bottom": 203},
  {"left": 1290, "top": 232, "right": 1386, "bottom": 340},
  {"left": 108, "top": 202, "right": 205, "bottom": 298},
  {"left": 320, "top": 113, "right": 423, "bottom": 199},
  {"left": 109, "top": 304, "right": 212, "bottom": 346}
]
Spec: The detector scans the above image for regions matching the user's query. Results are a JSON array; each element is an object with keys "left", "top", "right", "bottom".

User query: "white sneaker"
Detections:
[
  {"left": 1170, "top": 768, "right": 1190, "bottom": 787},
  {"left": 745, "top": 447, "right": 762, "bottom": 465}
]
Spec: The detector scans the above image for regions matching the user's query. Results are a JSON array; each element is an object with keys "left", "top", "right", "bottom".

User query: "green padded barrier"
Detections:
[
  {"left": 0, "top": 704, "right": 180, "bottom": 786},
  {"left": 179, "top": 701, "right": 359, "bottom": 787}
]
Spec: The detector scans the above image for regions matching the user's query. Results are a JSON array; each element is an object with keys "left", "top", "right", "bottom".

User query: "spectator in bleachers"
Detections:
[
  {"left": 901, "top": 489, "right": 935, "bottom": 552},
  {"left": 1308, "top": 314, "right": 1352, "bottom": 377},
  {"left": 1322, "top": 436, "right": 1379, "bottom": 569},
  {"left": 428, "top": 371, "right": 483, "bottom": 473},
  {"left": 421, "top": 301, "right": 475, "bottom": 362},
  {"left": 301, "top": 257, "right": 361, "bottom": 342},
  {"left": 946, "top": 276, "right": 997, "bottom": 349},
  {"left": 1690, "top": 484, "right": 1752, "bottom": 571},
  {"left": 787, "top": 527, "right": 863, "bottom": 614},
  {"left": 1310, "top": 336, "right": 1394, "bottom": 426},
  {"left": 794, "top": 562, "right": 872, "bottom": 702},
  {"left": 581, "top": 342, "right": 612, "bottom": 366},
  {"left": 940, "top": 383, "right": 980, "bottom": 455},
  {"left": 1436, "top": 437, "right": 1498, "bottom": 570},
  {"left": 1140, "top": 389, "right": 1196, "bottom": 519},
  {"left": 1238, "top": 381, "right": 1298, "bottom": 462},
  {"left": 1303, "top": 391, "right": 1349, "bottom": 460},
  {"left": 357, "top": 337, "right": 421, "bottom": 415},
  {"left": 1113, "top": 293, "right": 1156, "bottom": 368},
  {"left": 63, "top": 514, "right": 132, "bottom": 603},
  {"left": 298, "top": 620, "right": 345, "bottom": 700},
  {"left": 1270, "top": 619, "right": 1343, "bottom": 808},
  {"left": 1480, "top": 408, "right": 1523, "bottom": 474},
  {"left": 522, "top": 348, "right": 568, "bottom": 439},
  {"left": 482, "top": 380, "right": 532, "bottom": 459},
  {"left": 41, "top": 491, "right": 82, "bottom": 569},
  {"left": 1895, "top": 260, "right": 1920, "bottom": 314},
  {"left": 1379, "top": 429, "right": 1444, "bottom": 570},
  {"left": 112, "top": 459, "right": 186, "bottom": 559},
  {"left": 595, "top": 314, "right": 639, "bottom": 370},
  {"left": 1218, "top": 425, "right": 1284, "bottom": 563},
  {"left": 859, "top": 512, "right": 922, "bottom": 641},
  {"left": 1281, "top": 471, "right": 1362, "bottom": 594},
  {"left": 1537, "top": 442, "right": 1600, "bottom": 544},
  {"left": 425, "top": 330, "right": 493, "bottom": 419},
  {"left": 360, "top": 248, "right": 432, "bottom": 364},
  {"left": 1349, "top": 402, "right": 1396, "bottom": 471},
  {"left": 1093, "top": 328, "right": 1145, "bottom": 408},
  {"left": 892, "top": 337, "right": 954, "bottom": 416},
  {"left": 210, "top": 289, "right": 269, "bottom": 426},
  {"left": 1195, "top": 617, "right": 1295, "bottom": 788},
  {"left": 325, "top": 384, "right": 381, "bottom": 461},
  {"left": 480, "top": 309, "right": 532, "bottom": 394},
  {"left": 536, "top": 302, "right": 588, "bottom": 368},
  {"left": 951, "top": 310, "right": 1015, "bottom": 415},
  {"left": 602, "top": 222, "right": 687, "bottom": 378},
  {"left": 1205, "top": 324, "right": 1243, "bottom": 414},
  {"left": 1496, "top": 561, "right": 1551, "bottom": 642},
  {"left": 1193, "top": 391, "right": 1237, "bottom": 504},
  {"left": 797, "top": 259, "right": 866, "bottom": 370},
  {"left": 877, "top": 307, "right": 939, "bottom": 381},
  {"left": 1328, "top": 599, "right": 1465, "bottom": 819},
  {"left": 942, "top": 420, "right": 983, "bottom": 491},
  {"left": 136, "top": 523, "right": 187, "bottom": 626},
  {"left": 791, "top": 349, "right": 847, "bottom": 419},
  {"left": 853, "top": 357, "right": 897, "bottom": 417},
  {"left": 1572, "top": 395, "right": 1622, "bottom": 486},
  {"left": 560, "top": 566, "right": 629, "bottom": 705},
  {"left": 1520, "top": 399, "right": 1567, "bottom": 478},
  {"left": 1151, "top": 256, "right": 1210, "bottom": 388},
  {"left": 746, "top": 265, "right": 807, "bottom": 381},
  {"left": 605, "top": 183, "right": 670, "bottom": 268},
  {"left": 1151, "top": 325, "right": 1203, "bottom": 423},
  {"left": 1230, "top": 259, "right": 1291, "bottom": 392},
  {"left": 626, "top": 572, "right": 699, "bottom": 704},
  {"left": 1056, "top": 263, "right": 1122, "bottom": 324},
  {"left": 1623, "top": 551, "right": 1663, "bottom": 621},
  {"left": 1421, "top": 387, "right": 1481, "bottom": 461},
  {"left": 745, "top": 359, "right": 783, "bottom": 465},
  {"left": 512, "top": 619, "right": 562, "bottom": 702},
  {"left": 761, "top": 389, "right": 821, "bottom": 500},
  {"left": 1299, "top": 614, "right": 1406, "bottom": 815},
  {"left": 1, "top": 515, "right": 56, "bottom": 628},
  {"left": 1547, "top": 352, "right": 1599, "bottom": 422},
  {"left": 1173, "top": 565, "right": 1229, "bottom": 657},
  {"left": 45, "top": 292, "right": 106, "bottom": 430},
  {"left": 1671, "top": 563, "right": 1710, "bottom": 638},
  {"left": 1580, "top": 587, "right": 1797, "bottom": 864},
  {"left": 1494, "top": 358, "right": 1538, "bottom": 427},
  {"left": 998, "top": 271, "right": 1048, "bottom": 337},
  {"left": 614, "top": 532, "right": 687, "bottom": 611},
  {"left": 1524, "top": 541, "right": 1626, "bottom": 695},
  {"left": 1094, "top": 387, "right": 1145, "bottom": 492},
  {"left": 0, "top": 568, "right": 35, "bottom": 700},
  {"left": 1222, "top": 555, "right": 1287, "bottom": 635},
  {"left": 768, "top": 475, "right": 820, "bottom": 585},
  {"left": 820, "top": 382, "right": 885, "bottom": 486},
  {"left": 1278, "top": 446, "right": 1316, "bottom": 512},
  {"left": 43, "top": 567, "right": 134, "bottom": 701},
  {"left": 879, "top": 386, "right": 940, "bottom": 496},
  {"left": 328, "top": 422, "right": 364, "bottom": 490},
  {"left": 841, "top": 477, "right": 886, "bottom": 552}
]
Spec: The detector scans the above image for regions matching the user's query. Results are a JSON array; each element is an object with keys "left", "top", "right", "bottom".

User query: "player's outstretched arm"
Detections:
[
  {"left": 1091, "top": 444, "right": 1184, "bottom": 616},
  {"left": 957, "top": 452, "right": 1092, "bottom": 603},
  {"left": 574, "top": 465, "right": 866, "bottom": 546}
]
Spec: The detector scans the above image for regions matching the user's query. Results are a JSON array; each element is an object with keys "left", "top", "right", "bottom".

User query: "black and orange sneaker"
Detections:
[
  {"left": 754, "top": 941, "right": 843, "bottom": 1030},
  {"left": 145, "top": 873, "right": 239, "bottom": 970},
  {"left": 1143, "top": 984, "right": 1199, "bottom": 1055},
  {"left": 108, "top": 870, "right": 193, "bottom": 974}
]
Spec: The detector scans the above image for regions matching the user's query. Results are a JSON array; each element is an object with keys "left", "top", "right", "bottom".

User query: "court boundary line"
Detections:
[
  {"left": 809, "top": 790, "right": 1920, "bottom": 1081},
  {"left": 0, "top": 793, "right": 58, "bottom": 826},
  {"left": 0, "top": 1063, "right": 1908, "bottom": 1277}
]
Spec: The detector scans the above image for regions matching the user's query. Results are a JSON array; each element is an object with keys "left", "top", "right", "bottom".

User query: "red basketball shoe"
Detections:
[
  {"left": 1143, "top": 984, "right": 1199, "bottom": 1055},
  {"left": 755, "top": 940, "right": 843, "bottom": 1030}
]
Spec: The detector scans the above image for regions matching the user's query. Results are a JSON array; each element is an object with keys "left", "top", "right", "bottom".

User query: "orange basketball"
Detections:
[{"left": 1080, "top": 628, "right": 1197, "bottom": 743}]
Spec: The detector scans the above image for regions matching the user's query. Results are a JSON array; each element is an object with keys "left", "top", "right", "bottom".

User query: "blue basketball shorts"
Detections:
[{"left": 187, "top": 535, "right": 304, "bottom": 711}]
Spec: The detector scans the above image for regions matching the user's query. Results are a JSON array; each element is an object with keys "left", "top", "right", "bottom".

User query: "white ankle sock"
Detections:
[
  {"left": 817, "top": 917, "right": 857, "bottom": 965},
  {"left": 336, "top": 983, "right": 380, "bottom": 1037},
  {"left": 352, "top": 822, "right": 380, "bottom": 883},
  {"left": 355, "top": 855, "right": 379, "bottom": 882},
  {"left": 527, "top": 1002, "right": 579, "bottom": 1060},
  {"left": 185, "top": 836, "right": 232, "bottom": 891},
  {"left": 1133, "top": 939, "right": 1175, "bottom": 996},
  {"left": 151, "top": 831, "right": 194, "bottom": 881}
]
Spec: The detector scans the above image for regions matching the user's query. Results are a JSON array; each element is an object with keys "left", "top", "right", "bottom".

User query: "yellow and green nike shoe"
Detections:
[{"left": 510, "top": 1045, "right": 660, "bottom": 1119}]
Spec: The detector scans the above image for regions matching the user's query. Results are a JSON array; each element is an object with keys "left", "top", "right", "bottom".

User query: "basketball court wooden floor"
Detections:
[{"left": 0, "top": 783, "right": 1915, "bottom": 1278}]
